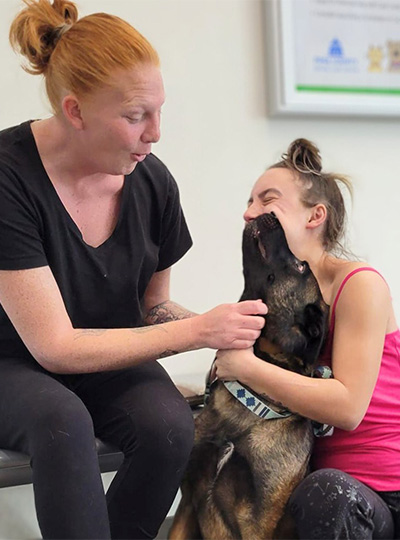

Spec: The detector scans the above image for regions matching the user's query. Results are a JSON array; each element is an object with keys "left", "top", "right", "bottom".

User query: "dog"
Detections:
[{"left": 169, "top": 212, "right": 329, "bottom": 539}]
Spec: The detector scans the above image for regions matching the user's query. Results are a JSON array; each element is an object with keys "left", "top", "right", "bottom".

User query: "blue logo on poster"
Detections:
[
  {"left": 313, "top": 38, "right": 358, "bottom": 72},
  {"left": 328, "top": 39, "right": 343, "bottom": 58}
]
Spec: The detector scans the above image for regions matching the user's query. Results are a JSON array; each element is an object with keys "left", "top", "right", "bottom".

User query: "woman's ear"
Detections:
[
  {"left": 61, "top": 94, "right": 84, "bottom": 130},
  {"left": 306, "top": 203, "right": 327, "bottom": 229}
]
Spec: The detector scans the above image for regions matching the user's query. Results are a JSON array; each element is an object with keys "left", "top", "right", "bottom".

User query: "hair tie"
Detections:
[
  {"left": 46, "top": 23, "right": 72, "bottom": 47},
  {"left": 54, "top": 23, "right": 72, "bottom": 40}
]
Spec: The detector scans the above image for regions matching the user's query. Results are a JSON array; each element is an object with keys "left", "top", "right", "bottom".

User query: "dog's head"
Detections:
[{"left": 240, "top": 213, "right": 329, "bottom": 374}]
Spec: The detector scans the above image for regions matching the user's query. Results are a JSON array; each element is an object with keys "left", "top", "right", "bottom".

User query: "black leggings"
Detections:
[
  {"left": 0, "top": 356, "right": 194, "bottom": 539},
  {"left": 289, "top": 468, "right": 399, "bottom": 539}
]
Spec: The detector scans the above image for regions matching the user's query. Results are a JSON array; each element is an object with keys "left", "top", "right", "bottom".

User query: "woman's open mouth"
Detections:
[{"left": 131, "top": 153, "right": 148, "bottom": 162}]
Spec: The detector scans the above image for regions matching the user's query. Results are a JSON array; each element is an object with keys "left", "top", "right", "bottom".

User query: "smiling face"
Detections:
[
  {"left": 67, "top": 63, "right": 165, "bottom": 176},
  {"left": 241, "top": 213, "right": 318, "bottom": 311},
  {"left": 241, "top": 213, "right": 328, "bottom": 370},
  {"left": 243, "top": 167, "right": 317, "bottom": 260}
]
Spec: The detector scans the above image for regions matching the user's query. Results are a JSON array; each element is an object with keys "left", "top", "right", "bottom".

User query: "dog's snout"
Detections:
[
  {"left": 244, "top": 220, "right": 261, "bottom": 239},
  {"left": 245, "top": 213, "right": 281, "bottom": 239},
  {"left": 258, "top": 213, "right": 280, "bottom": 231}
]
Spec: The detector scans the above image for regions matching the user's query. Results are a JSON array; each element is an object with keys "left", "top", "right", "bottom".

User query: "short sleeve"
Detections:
[
  {"left": 0, "top": 165, "right": 47, "bottom": 270},
  {"left": 156, "top": 174, "right": 193, "bottom": 272}
]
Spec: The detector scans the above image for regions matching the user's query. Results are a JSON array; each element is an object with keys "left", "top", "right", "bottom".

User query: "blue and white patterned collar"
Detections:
[
  {"left": 223, "top": 380, "right": 292, "bottom": 420},
  {"left": 204, "top": 363, "right": 333, "bottom": 437}
]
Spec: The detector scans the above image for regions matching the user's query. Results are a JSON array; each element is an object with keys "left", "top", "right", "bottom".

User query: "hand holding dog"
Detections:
[
  {"left": 215, "top": 347, "right": 258, "bottom": 382},
  {"left": 197, "top": 300, "right": 267, "bottom": 350}
]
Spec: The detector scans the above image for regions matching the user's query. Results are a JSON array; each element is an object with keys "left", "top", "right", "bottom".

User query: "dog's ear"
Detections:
[
  {"left": 302, "top": 303, "right": 327, "bottom": 341},
  {"left": 287, "top": 302, "right": 328, "bottom": 363},
  {"left": 300, "top": 302, "right": 329, "bottom": 363}
]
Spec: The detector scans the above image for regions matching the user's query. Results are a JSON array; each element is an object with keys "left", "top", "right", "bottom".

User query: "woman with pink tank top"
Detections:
[{"left": 215, "top": 139, "right": 400, "bottom": 539}]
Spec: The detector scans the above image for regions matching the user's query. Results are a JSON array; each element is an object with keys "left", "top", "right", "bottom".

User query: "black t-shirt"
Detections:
[{"left": 0, "top": 121, "right": 192, "bottom": 358}]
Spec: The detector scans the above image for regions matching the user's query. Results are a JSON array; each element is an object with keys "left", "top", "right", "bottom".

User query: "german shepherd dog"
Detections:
[{"left": 169, "top": 212, "right": 329, "bottom": 539}]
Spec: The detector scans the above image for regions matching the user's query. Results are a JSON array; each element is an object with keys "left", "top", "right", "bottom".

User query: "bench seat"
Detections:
[
  {"left": 0, "top": 439, "right": 124, "bottom": 489},
  {"left": 0, "top": 388, "right": 203, "bottom": 490}
]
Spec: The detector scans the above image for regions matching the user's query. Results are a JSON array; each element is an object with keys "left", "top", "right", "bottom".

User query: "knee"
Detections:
[
  {"left": 289, "top": 469, "right": 375, "bottom": 539},
  {"left": 29, "top": 392, "right": 94, "bottom": 451},
  {"left": 289, "top": 469, "right": 346, "bottom": 516},
  {"left": 129, "top": 397, "right": 194, "bottom": 465}
]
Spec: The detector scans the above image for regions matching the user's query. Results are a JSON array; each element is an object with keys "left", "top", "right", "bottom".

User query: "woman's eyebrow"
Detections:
[
  {"left": 247, "top": 188, "right": 282, "bottom": 205},
  {"left": 257, "top": 188, "right": 282, "bottom": 200}
]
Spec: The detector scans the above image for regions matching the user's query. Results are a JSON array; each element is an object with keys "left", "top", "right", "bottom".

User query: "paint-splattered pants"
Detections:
[
  {"left": 289, "top": 468, "right": 399, "bottom": 539},
  {"left": 0, "top": 356, "right": 194, "bottom": 539}
]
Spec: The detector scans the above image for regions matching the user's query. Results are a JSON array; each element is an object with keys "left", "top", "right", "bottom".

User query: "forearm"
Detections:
[
  {"left": 240, "top": 358, "right": 360, "bottom": 430},
  {"left": 37, "top": 317, "right": 201, "bottom": 375},
  {"left": 0, "top": 268, "right": 268, "bottom": 375},
  {"left": 144, "top": 300, "right": 197, "bottom": 324}
]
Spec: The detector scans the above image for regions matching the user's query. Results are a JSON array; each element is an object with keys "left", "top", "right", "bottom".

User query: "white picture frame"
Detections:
[{"left": 264, "top": 0, "right": 400, "bottom": 117}]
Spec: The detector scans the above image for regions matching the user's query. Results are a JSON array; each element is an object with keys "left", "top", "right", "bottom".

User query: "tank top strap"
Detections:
[{"left": 330, "top": 267, "right": 385, "bottom": 331}]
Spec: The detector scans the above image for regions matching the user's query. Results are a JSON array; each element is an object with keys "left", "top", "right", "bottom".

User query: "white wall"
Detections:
[
  {"left": 1, "top": 0, "right": 399, "bottom": 388},
  {"left": 2, "top": 0, "right": 398, "bottom": 390},
  {"left": 0, "top": 0, "right": 399, "bottom": 534}
]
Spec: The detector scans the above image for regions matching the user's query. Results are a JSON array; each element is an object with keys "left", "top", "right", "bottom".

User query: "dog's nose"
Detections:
[{"left": 258, "top": 213, "right": 280, "bottom": 230}]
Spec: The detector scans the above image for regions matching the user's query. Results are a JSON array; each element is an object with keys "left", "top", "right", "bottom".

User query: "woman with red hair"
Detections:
[{"left": 0, "top": 1, "right": 267, "bottom": 538}]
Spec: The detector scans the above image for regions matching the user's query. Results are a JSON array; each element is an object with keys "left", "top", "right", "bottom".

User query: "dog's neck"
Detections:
[
  {"left": 223, "top": 380, "right": 293, "bottom": 420},
  {"left": 256, "top": 337, "right": 282, "bottom": 356},
  {"left": 255, "top": 338, "right": 312, "bottom": 376}
]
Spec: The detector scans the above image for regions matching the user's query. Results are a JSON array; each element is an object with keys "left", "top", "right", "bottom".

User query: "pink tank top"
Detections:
[{"left": 312, "top": 267, "right": 400, "bottom": 491}]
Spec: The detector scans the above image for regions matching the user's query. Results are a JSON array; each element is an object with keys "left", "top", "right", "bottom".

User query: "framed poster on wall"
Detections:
[{"left": 265, "top": 0, "right": 400, "bottom": 117}]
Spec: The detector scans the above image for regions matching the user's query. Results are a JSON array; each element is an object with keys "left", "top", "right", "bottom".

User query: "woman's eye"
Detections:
[{"left": 125, "top": 115, "right": 142, "bottom": 124}]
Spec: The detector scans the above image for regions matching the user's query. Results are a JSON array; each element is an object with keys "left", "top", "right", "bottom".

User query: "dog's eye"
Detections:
[
  {"left": 294, "top": 260, "right": 308, "bottom": 274},
  {"left": 267, "top": 274, "right": 275, "bottom": 283}
]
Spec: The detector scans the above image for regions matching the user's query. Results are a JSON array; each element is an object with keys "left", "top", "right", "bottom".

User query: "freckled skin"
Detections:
[{"left": 169, "top": 214, "right": 329, "bottom": 540}]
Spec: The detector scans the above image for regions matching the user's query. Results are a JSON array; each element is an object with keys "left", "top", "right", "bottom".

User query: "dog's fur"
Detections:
[{"left": 169, "top": 213, "right": 329, "bottom": 539}]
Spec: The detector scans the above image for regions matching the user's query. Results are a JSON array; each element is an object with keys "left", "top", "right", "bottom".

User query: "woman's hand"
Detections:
[
  {"left": 196, "top": 300, "right": 267, "bottom": 350},
  {"left": 214, "top": 347, "right": 259, "bottom": 382}
]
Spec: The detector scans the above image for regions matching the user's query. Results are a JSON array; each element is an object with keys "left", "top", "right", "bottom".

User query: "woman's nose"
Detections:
[
  {"left": 142, "top": 113, "right": 161, "bottom": 144},
  {"left": 243, "top": 203, "right": 259, "bottom": 223}
]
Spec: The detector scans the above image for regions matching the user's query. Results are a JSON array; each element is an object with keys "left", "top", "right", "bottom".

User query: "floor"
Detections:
[{"left": 0, "top": 473, "right": 179, "bottom": 539}]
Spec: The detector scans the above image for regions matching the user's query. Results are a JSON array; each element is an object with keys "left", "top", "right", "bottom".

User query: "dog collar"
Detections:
[
  {"left": 205, "top": 363, "right": 333, "bottom": 435},
  {"left": 223, "top": 381, "right": 292, "bottom": 420}
]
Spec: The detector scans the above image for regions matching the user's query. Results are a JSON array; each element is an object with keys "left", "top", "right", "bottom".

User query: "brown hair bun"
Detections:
[
  {"left": 9, "top": 0, "right": 78, "bottom": 75},
  {"left": 283, "top": 138, "right": 323, "bottom": 176},
  {"left": 269, "top": 138, "right": 353, "bottom": 255}
]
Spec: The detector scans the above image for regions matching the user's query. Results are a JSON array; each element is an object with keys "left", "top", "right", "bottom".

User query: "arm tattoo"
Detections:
[
  {"left": 74, "top": 328, "right": 108, "bottom": 339},
  {"left": 74, "top": 303, "right": 190, "bottom": 360},
  {"left": 130, "top": 327, "right": 179, "bottom": 360},
  {"left": 144, "top": 301, "right": 197, "bottom": 325},
  {"left": 74, "top": 326, "right": 167, "bottom": 342},
  {"left": 130, "top": 326, "right": 165, "bottom": 334},
  {"left": 158, "top": 349, "right": 180, "bottom": 358}
]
